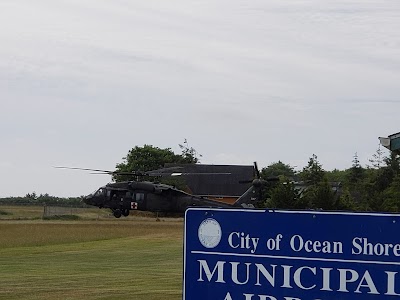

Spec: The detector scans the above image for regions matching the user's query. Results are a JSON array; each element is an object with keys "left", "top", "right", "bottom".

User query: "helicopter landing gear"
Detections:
[
  {"left": 112, "top": 209, "right": 122, "bottom": 218},
  {"left": 112, "top": 209, "right": 129, "bottom": 218}
]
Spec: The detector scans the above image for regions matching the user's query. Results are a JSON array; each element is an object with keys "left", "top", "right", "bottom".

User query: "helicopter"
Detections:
[{"left": 56, "top": 163, "right": 277, "bottom": 218}]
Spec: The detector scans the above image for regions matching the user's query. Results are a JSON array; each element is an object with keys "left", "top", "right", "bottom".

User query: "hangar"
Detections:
[{"left": 164, "top": 164, "right": 255, "bottom": 204}]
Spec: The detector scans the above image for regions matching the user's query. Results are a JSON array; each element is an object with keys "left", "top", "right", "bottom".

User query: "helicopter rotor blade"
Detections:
[
  {"left": 264, "top": 176, "right": 280, "bottom": 182},
  {"left": 238, "top": 162, "right": 263, "bottom": 185},
  {"left": 55, "top": 166, "right": 231, "bottom": 177},
  {"left": 54, "top": 166, "right": 146, "bottom": 176},
  {"left": 89, "top": 172, "right": 113, "bottom": 175},
  {"left": 245, "top": 162, "right": 280, "bottom": 184},
  {"left": 54, "top": 166, "right": 114, "bottom": 174},
  {"left": 239, "top": 180, "right": 253, "bottom": 184}
]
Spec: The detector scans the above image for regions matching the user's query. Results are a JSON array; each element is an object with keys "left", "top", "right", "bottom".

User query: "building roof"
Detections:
[{"left": 164, "top": 163, "right": 255, "bottom": 197}]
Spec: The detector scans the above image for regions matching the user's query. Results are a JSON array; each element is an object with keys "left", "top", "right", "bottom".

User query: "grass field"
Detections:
[
  {"left": 0, "top": 207, "right": 184, "bottom": 300},
  {"left": 0, "top": 205, "right": 111, "bottom": 220}
]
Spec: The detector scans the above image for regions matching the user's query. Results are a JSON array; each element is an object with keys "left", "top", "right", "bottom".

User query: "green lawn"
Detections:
[
  {"left": 0, "top": 205, "right": 45, "bottom": 220},
  {"left": 0, "top": 205, "right": 110, "bottom": 220},
  {"left": 0, "top": 220, "right": 184, "bottom": 300}
]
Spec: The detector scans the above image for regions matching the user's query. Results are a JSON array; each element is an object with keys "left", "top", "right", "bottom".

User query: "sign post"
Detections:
[{"left": 183, "top": 208, "right": 400, "bottom": 300}]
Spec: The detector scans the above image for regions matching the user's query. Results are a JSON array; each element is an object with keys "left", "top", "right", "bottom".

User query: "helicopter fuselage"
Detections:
[{"left": 83, "top": 180, "right": 235, "bottom": 218}]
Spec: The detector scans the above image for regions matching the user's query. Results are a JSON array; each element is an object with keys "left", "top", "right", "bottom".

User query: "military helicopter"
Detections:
[{"left": 56, "top": 163, "right": 277, "bottom": 218}]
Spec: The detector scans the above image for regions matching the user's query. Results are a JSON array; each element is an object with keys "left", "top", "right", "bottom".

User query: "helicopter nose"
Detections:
[{"left": 83, "top": 195, "right": 93, "bottom": 205}]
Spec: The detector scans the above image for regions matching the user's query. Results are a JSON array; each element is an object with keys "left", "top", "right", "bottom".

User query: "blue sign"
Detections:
[{"left": 183, "top": 208, "right": 400, "bottom": 300}]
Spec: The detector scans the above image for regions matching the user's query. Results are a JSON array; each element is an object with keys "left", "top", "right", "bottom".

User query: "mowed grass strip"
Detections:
[
  {"left": 0, "top": 205, "right": 111, "bottom": 220},
  {"left": 0, "top": 221, "right": 184, "bottom": 300},
  {"left": 0, "top": 220, "right": 182, "bottom": 248},
  {"left": 0, "top": 205, "right": 44, "bottom": 219}
]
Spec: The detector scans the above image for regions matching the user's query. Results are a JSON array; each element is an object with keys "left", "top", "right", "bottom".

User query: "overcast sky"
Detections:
[{"left": 0, "top": 0, "right": 399, "bottom": 197}]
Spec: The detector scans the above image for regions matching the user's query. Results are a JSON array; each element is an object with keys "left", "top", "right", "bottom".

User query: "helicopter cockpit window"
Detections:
[
  {"left": 95, "top": 188, "right": 105, "bottom": 196},
  {"left": 135, "top": 193, "right": 145, "bottom": 203}
]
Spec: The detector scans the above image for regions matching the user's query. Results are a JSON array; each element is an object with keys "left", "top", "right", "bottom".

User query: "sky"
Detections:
[{"left": 0, "top": 0, "right": 399, "bottom": 197}]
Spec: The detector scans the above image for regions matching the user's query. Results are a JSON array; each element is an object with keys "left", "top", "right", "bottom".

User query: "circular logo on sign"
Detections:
[{"left": 198, "top": 218, "right": 222, "bottom": 249}]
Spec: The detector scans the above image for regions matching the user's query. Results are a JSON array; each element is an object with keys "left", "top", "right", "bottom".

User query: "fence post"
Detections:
[{"left": 42, "top": 203, "right": 47, "bottom": 219}]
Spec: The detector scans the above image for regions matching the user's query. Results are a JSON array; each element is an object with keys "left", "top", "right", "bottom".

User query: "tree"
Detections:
[
  {"left": 295, "top": 155, "right": 342, "bottom": 210},
  {"left": 381, "top": 176, "right": 400, "bottom": 212},
  {"left": 114, "top": 145, "right": 188, "bottom": 182},
  {"left": 368, "top": 144, "right": 384, "bottom": 169},
  {"left": 261, "top": 161, "right": 295, "bottom": 180},
  {"left": 25, "top": 192, "right": 37, "bottom": 201},
  {"left": 299, "top": 154, "right": 325, "bottom": 184},
  {"left": 336, "top": 188, "right": 356, "bottom": 211},
  {"left": 384, "top": 152, "right": 400, "bottom": 176},
  {"left": 179, "top": 139, "right": 202, "bottom": 164},
  {"left": 347, "top": 152, "right": 365, "bottom": 184},
  {"left": 301, "top": 178, "right": 335, "bottom": 210},
  {"left": 266, "top": 181, "right": 300, "bottom": 209},
  {"left": 368, "top": 152, "right": 400, "bottom": 194},
  {"left": 326, "top": 168, "right": 347, "bottom": 183}
]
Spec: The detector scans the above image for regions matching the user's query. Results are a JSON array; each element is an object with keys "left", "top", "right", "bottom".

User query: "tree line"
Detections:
[
  {"left": 262, "top": 151, "right": 400, "bottom": 212},
  {"left": 1, "top": 143, "right": 399, "bottom": 212},
  {"left": 0, "top": 193, "right": 84, "bottom": 206},
  {"left": 112, "top": 143, "right": 400, "bottom": 212}
]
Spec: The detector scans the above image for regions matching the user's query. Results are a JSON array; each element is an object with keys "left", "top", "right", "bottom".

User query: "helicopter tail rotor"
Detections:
[
  {"left": 236, "top": 162, "right": 279, "bottom": 206},
  {"left": 239, "top": 162, "right": 279, "bottom": 186},
  {"left": 254, "top": 161, "right": 260, "bottom": 179}
]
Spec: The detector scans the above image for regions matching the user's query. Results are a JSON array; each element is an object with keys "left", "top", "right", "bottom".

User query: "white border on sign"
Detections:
[{"left": 182, "top": 207, "right": 400, "bottom": 300}]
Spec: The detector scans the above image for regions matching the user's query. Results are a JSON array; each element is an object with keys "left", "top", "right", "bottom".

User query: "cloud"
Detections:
[{"left": 0, "top": 0, "right": 399, "bottom": 196}]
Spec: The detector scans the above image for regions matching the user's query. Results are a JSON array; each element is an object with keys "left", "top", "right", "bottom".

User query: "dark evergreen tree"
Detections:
[
  {"left": 299, "top": 154, "right": 325, "bottom": 184},
  {"left": 326, "top": 168, "right": 348, "bottom": 183},
  {"left": 382, "top": 175, "right": 400, "bottom": 212},
  {"left": 347, "top": 152, "right": 365, "bottom": 184},
  {"left": 336, "top": 188, "right": 356, "bottom": 211},
  {"left": 371, "top": 152, "right": 399, "bottom": 193},
  {"left": 301, "top": 178, "right": 335, "bottom": 210},
  {"left": 384, "top": 152, "right": 400, "bottom": 176},
  {"left": 368, "top": 144, "right": 384, "bottom": 169},
  {"left": 266, "top": 181, "right": 299, "bottom": 209}
]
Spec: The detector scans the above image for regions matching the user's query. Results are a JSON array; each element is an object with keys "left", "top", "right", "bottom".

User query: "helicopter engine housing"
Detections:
[{"left": 129, "top": 182, "right": 155, "bottom": 192}]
